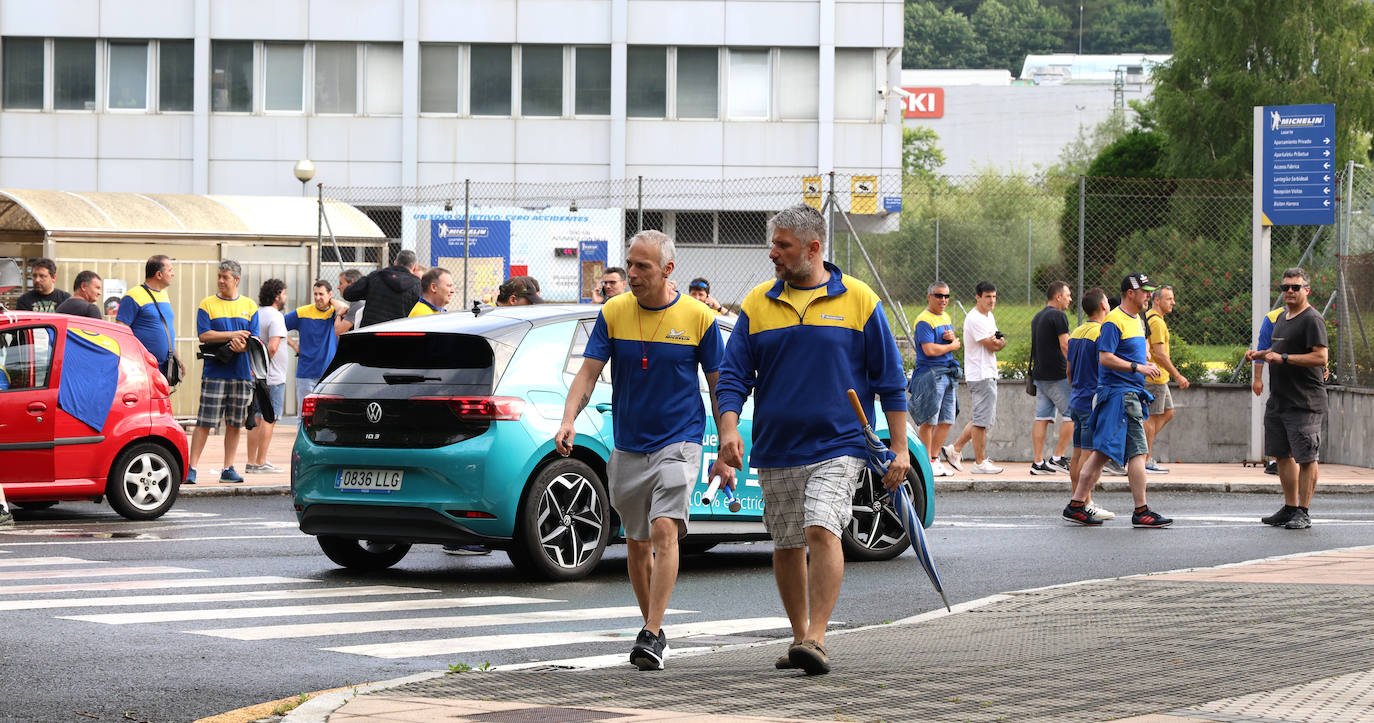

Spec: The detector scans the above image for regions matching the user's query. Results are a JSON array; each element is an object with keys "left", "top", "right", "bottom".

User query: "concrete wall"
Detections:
[{"left": 1325, "top": 387, "right": 1374, "bottom": 468}]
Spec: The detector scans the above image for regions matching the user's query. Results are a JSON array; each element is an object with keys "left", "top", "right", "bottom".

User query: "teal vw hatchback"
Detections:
[{"left": 291, "top": 305, "right": 933, "bottom": 581}]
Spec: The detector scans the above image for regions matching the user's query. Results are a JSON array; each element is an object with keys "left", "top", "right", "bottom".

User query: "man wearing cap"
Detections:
[
  {"left": 496, "top": 276, "right": 543, "bottom": 306},
  {"left": 687, "top": 277, "right": 728, "bottom": 314},
  {"left": 1062, "top": 273, "right": 1173, "bottom": 528}
]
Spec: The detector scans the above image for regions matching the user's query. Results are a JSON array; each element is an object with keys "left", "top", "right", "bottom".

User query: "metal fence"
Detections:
[{"left": 320, "top": 170, "right": 1371, "bottom": 388}]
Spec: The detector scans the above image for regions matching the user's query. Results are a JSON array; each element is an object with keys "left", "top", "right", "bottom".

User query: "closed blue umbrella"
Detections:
[{"left": 847, "top": 389, "right": 951, "bottom": 612}]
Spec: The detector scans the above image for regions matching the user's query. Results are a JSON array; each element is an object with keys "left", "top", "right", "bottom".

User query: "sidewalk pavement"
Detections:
[{"left": 288, "top": 546, "right": 1374, "bottom": 723}]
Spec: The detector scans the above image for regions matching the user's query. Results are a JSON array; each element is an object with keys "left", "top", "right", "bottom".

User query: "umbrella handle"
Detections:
[{"left": 846, "top": 388, "right": 870, "bottom": 428}]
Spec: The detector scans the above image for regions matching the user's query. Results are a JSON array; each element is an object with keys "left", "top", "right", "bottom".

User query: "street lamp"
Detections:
[{"left": 293, "top": 159, "right": 316, "bottom": 196}]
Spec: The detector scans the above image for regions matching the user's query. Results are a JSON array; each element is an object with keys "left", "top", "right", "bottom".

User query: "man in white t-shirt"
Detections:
[
  {"left": 941, "top": 281, "right": 1006, "bottom": 474},
  {"left": 247, "top": 279, "right": 289, "bottom": 473}
]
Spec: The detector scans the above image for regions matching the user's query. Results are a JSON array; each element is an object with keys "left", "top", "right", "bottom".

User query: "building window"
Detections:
[
  {"left": 315, "top": 43, "right": 357, "bottom": 114},
  {"left": 365, "top": 43, "right": 402, "bottom": 115},
  {"left": 107, "top": 41, "right": 148, "bottom": 110},
  {"left": 719, "top": 211, "right": 767, "bottom": 245},
  {"left": 264, "top": 43, "right": 304, "bottom": 112},
  {"left": 158, "top": 40, "right": 193, "bottom": 112},
  {"left": 624, "top": 210, "right": 664, "bottom": 241},
  {"left": 834, "top": 48, "right": 875, "bottom": 121},
  {"left": 676, "top": 47, "right": 718, "bottom": 119},
  {"left": 520, "top": 45, "right": 562, "bottom": 117},
  {"left": 675, "top": 212, "right": 715, "bottom": 244},
  {"left": 2, "top": 38, "right": 44, "bottom": 110},
  {"left": 54, "top": 38, "right": 96, "bottom": 110},
  {"left": 778, "top": 48, "right": 818, "bottom": 120},
  {"left": 420, "top": 44, "right": 459, "bottom": 113},
  {"left": 727, "top": 49, "right": 768, "bottom": 120},
  {"left": 574, "top": 46, "right": 610, "bottom": 116},
  {"left": 470, "top": 44, "right": 511, "bottom": 116},
  {"left": 211, "top": 40, "right": 253, "bottom": 112},
  {"left": 627, "top": 46, "right": 666, "bottom": 118}
]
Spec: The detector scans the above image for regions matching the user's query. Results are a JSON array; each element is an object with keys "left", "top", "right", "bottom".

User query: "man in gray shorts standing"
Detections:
[
  {"left": 943, "top": 281, "right": 1005, "bottom": 474},
  {"left": 716, "top": 204, "right": 909, "bottom": 675},
  {"left": 556, "top": 230, "right": 729, "bottom": 671}
]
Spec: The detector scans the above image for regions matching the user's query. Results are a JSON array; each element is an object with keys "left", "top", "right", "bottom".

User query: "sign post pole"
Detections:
[{"left": 1251, "top": 106, "right": 1268, "bottom": 463}]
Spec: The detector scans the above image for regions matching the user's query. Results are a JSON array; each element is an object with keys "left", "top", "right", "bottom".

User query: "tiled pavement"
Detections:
[{"left": 300, "top": 548, "right": 1374, "bottom": 723}]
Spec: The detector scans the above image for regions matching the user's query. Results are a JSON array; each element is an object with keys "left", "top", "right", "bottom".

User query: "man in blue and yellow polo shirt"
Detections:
[
  {"left": 407, "top": 267, "right": 454, "bottom": 317},
  {"left": 716, "top": 204, "right": 909, "bottom": 676},
  {"left": 1067, "top": 273, "right": 1173, "bottom": 529},
  {"left": 911, "top": 281, "right": 960, "bottom": 477},
  {"left": 285, "top": 280, "right": 344, "bottom": 398},
  {"left": 117, "top": 255, "right": 179, "bottom": 382},
  {"left": 187, "top": 260, "right": 260, "bottom": 485},
  {"left": 555, "top": 230, "right": 727, "bottom": 672},
  {"left": 1061, "top": 287, "right": 1115, "bottom": 524}
]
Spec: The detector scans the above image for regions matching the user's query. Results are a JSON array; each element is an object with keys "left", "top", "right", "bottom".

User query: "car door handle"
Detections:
[
  {"left": 122, "top": 393, "right": 140, "bottom": 406},
  {"left": 594, "top": 403, "right": 612, "bottom": 414},
  {"left": 27, "top": 401, "right": 47, "bottom": 414}
]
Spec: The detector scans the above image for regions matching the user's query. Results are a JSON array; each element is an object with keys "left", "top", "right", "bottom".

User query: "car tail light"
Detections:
[
  {"left": 143, "top": 350, "right": 170, "bottom": 398},
  {"left": 447, "top": 510, "right": 497, "bottom": 519},
  {"left": 412, "top": 396, "right": 526, "bottom": 421},
  {"left": 300, "top": 394, "right": 342, "bottom": 426}
]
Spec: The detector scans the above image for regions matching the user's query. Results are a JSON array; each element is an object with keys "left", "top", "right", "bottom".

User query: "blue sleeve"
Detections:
[
  {"left": 1098, "top": 321, "right": 1122, "bottom": 357},
  {"left": 249, "top": 310, "right": 261, "bottom": 338},
  {"left": 915, "top": 319, "right": 935, "bottom": 346},
  {"left": 1256, "top": 316, "right": 1274, "bottom": 354},
  {"left": 116, "top": 296, "right": 138, "bottom": 326},
  {"left": 715, "top": 311, "right": 757, "bottom": 416},
  {"left": 865, "top": 302, "right": 908, "bottom": 411},
  {"left": 698, "top": 318, "right": 723, "bottom": 374},
  {"left": 284, "top": 310, "right": 299, "bottom": 332},
  {"left": 583, "top": 312, "right": 611, "bottom": 362},
  {"left": 196, "top": 307, "right": 211, "bottom": 336}
]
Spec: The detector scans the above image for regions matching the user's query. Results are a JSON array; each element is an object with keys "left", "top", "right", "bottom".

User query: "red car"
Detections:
[{"left": 0, "top": 311, "right": 188, "bottom": 519}]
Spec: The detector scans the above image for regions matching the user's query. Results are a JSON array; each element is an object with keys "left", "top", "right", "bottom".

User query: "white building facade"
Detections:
[{"left": 0, "top": 0, "right": 905, "bottom": 196}]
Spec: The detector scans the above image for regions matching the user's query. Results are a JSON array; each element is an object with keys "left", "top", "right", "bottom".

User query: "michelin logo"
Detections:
[{"left": 1271, "top": 111, "right": 1326, "bottom": 130}]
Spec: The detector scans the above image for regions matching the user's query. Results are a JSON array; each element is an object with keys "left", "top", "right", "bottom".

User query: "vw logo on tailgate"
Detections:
[{"left": 365, "top": 402, "right": 383, "bottom": 424}]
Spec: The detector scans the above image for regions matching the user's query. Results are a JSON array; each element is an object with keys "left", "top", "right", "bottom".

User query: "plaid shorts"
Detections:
[
  {"left": 758, "top": 455, "right": 864, "bottom": 549},
  {"left": 196, "top": 377, "right": 253, "bottom": 429}
]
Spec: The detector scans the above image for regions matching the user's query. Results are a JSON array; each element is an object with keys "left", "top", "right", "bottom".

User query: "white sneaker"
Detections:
[
  {"left": 939, "top": 445, "right": 963, "bottom": 471},
  {"left": 971, "top": 459, "right": 1003, "bottom": 474},
  {"left": 1084, "top": 502, "right": 1116, "bottom": 520},
  {"left": 929, "top": 460, "right": 955, "bottom": 477}
]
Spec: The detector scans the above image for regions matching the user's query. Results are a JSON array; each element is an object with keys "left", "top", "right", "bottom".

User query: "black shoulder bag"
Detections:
[{"left": 144, "top": 284, "right": 184, "bottom": 387}]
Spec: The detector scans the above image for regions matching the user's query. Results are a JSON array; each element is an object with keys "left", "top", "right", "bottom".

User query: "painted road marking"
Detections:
[
  {"left": 66, "top": 596, "right": 563, "bottom": 625},
  {"left": 0, "top": 576, "right": 314, "bottom": 595},
  {"left": 0, "top": 566, "right": 200, "bottom": 581},
  {"left": 0, "top": 556, "right": 95, "bottom": 568},
  {"left": 0, "top": 585, "right": 438, "bottom": 611}
]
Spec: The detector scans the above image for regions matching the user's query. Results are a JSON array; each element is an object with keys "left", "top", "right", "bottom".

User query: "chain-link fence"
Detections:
[{"left": 319, "top": 170, "right": 1371, "bottom": 389}]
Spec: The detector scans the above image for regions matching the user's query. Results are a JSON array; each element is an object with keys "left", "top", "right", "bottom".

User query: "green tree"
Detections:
[
  {"left": 971, "top": 0, "right": 1072, "bottom": 74},
  {"left": 1044, "top": 109, "right": 1132, "bottom": 177},
  {"left": 1090, "top": 0, "right": 1171, "bottom": 54},
  {"left": 903, "top": 1, "right": 987, "bottom": 69},
  {"left": 1150, "top": 0, "right": 1374, "bottom": 178},
  {"left": 903, "top": 126, "right": 947, "bottom": 178}
]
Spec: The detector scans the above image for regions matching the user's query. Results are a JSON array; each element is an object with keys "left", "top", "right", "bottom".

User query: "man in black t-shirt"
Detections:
[
  {"left": 1028, "top": 281, "right": 1074, "bottom": 475},
  {"left": 55, "top": 270, "right": 103, "bottom": 319},
  {"left": 15, "top": 258, "right": 71, "bottom": 312},
  {"left": 1245, "top": 267, "right": 1328, "bottom": 530}
]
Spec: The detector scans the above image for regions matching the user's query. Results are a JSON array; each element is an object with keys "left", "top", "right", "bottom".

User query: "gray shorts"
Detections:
[
  {"left": 1146, "top": 382, "right": 1173, "bottom": 415},
  {"left": 196, "top": 377, "right": 253, "bottom": 429},
  {"left": 607, "top": 441, "right": 701, "bottom": 541},
  {"left": 968, "top": 378, "right": 997, "bottom": 428},
  {"left": 1264, "top": 407, "right": 1322, "bottom": 464},
  {"left": 758, "top": 455, "right": 864, "bottom": 549},
  {"left": 1034, "top": 378, "right": 1072, "bottom": 421}
]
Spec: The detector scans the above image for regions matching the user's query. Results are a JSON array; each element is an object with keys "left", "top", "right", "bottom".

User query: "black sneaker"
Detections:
[
  {"left": 1261, "top": 505, "right": 1296, "bottom": 527},
  {"left": 1264, "top": 460, "right": 1279, "bottom": 475},
  {"left": 1049, "top": 456, "right": 1072, "bottom": 473},
  {"left": 1030, "top": 461, "right": 1058, "bottom": 475},
  {"left": 1284, "top": 508, "right": 1311, "bottom": 530},
  {"left": 0, "top": 504, "right": 13, "bottom": 527},
  {"left": 1062, "top": 504, "right": 1105, "bottom": 526},
  {"left": 1131, "top": 507, "right": 1173, "bottom": 528},
  {"left": 629, "top": 627, "right": 667, "bottom": 670}
]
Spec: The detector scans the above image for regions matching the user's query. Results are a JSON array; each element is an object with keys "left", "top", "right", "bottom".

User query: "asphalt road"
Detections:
[{"left": 2, "top": 490, "right": 1372, "bottom": 723}]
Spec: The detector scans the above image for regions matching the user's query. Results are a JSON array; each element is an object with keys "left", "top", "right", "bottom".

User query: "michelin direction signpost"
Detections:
[{"left": 1250, "top": 103, "right": 1336, "bottom": 461}]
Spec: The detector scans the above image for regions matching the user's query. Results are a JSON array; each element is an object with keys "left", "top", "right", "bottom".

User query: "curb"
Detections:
[
  {"left": 936, "top": 477, "right": 1373, "bottom": 494},
  {"left": 281, "top": 672, "right": 447, "bottom": 723},
  {"left": 178, "top": 485, "right": 291, "bottom": 498}
]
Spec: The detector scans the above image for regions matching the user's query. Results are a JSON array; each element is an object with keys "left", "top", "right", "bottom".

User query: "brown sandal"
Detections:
[
  {"left": 787, "top": 639, "right": 831, "bottom": 675},
  {"left": 774, "top": 652, "right": 796, "bottom": 669}
]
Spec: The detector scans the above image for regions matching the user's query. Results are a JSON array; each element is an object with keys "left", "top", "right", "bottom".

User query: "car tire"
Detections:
[
  {"left": 680, "top": 542, "right": 718, "bottom": 555},
  {"left": 317, "top": 536, "right": 412, "bottom": 570},
  {"left": 106, "top": 442, "right": 181, "bottom": 521},
  {"left": 15, "top": 501, "right": 58, "bottom": 511},
  {"left": 508, "top": 458, "right": 611, "bottom": 582},
  {"left": 842, "top": 452, "right": 925, "bottom": 562}
]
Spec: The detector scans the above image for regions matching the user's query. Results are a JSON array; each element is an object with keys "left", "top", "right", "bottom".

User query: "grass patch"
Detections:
[{"left": 271, "top": 694, "right": 311, "bottom": 716}]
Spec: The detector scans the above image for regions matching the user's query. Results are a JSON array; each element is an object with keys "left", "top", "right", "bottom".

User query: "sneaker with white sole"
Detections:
[
  {"left": 971, "top": 459, "right": 1003, "bottom": 474},
  {"left": 1084, "top": 502, "right": 1116, "bottom": 520},
  {"left": 1049, "top": 456, "right": 1072, "bottom": 473},
  {"left": 1102, "top": 459, "right": 1127, "bottom": 476},
  {"left": 929, "top": 460, "right": 954, "bottom": 477},
  {"left": 1030, "top": 460, "right": 1058, "bottom": 475},
  {"left": 939, "top": 445, "right": 963, "bottom": 472},
  {"left": 629, "top": 627, "right": 668, "bottom": 670},
  {"left": 1144, "top": 461, "right": 1169, "bottom": 474}
]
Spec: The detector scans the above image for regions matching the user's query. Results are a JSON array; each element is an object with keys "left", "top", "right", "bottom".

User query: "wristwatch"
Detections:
[
  {"left": 1130, "top": 362, "right": 1138, "bottom": 373},
  {"left": 1282, "top": 353, "right": 1289, "bottom": 364}
]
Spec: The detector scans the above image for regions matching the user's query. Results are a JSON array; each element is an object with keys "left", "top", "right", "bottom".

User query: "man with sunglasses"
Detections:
[
  {"left": 911, "top": 282, "right": 960, "bottom": 477},
  {"left": 1245, "top": 268, "right": 1328, "bottom": 530},
  {"left": 687, "top": 277, "right": 728, "bottom": 314}
]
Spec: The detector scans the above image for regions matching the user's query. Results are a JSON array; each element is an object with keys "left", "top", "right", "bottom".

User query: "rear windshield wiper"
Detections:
[{"left": 382, "top": 372, "right": 442, "bottom": 384}]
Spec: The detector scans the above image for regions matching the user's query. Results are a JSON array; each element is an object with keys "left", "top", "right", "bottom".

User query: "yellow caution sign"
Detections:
[
  {"left": 803, "top": 176, "right": 822, "bottom": 210},
  {"left": 851, "top": 175, "right": 877, "bottom": 215}
]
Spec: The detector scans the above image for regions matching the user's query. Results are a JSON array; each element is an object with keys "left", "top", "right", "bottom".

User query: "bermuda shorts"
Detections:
[
  {"left": 967, "top": 378, "right": 997, "bottom": 428},
  {"left": 1264, "top": 407, "right": 1323, "bottom": 464},
  {"left": 1146, "top": 382, "right": 1173, "bottom": 415},
  {"left": 1123, "top": 392, "right": 1149, "bottom": 461},
  {"left": 257, "top": 383, "right": 285, "bottom": 420},
  {"left": 607, "top": 441, "right": 701, "bottom": 541},
  {"left": 1070, "top": 406, "right": 1095, "bottom": 450},
  {"left": 297, "top": 377, "right": 319, "bottom": 399},
  {"left": 196, "top": 377, "right": 253, "bottom": 429},
  {"left": 920, "top": 373, "right": 957, "bottom": 426},
  {"left": 758, "top": 455, "right": 864, "bottom": 549},
  {"left": 1034, "top": 378, "right": 1072, "bottom": 421}
]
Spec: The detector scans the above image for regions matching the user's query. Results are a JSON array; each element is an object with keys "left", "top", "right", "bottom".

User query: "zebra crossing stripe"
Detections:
[
  {"left": 0, "top": 566, "right": 200, "bottom": 581},
  {"left": 66, "top": 595, "right": 562, "bottom": 625},
  {"left": 191, "top": 605, "right": 689, "bottom": 641},
  {"left": 0, "top": 556, "right": 93, "bottom": 568},
  {"left": 0, "top": 576, "right": 314, "bottom": 596},
  {"left": 0, "top": 585, "right": 438, "bottom": 612},
  {"left": 323, "top": 617, "right": 794, "bottom": 659}
]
